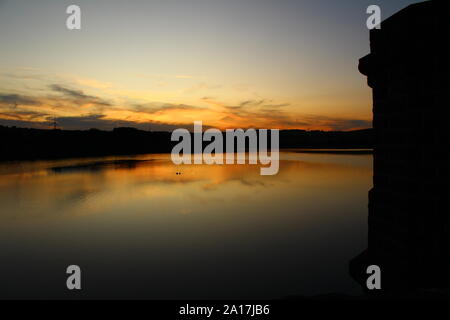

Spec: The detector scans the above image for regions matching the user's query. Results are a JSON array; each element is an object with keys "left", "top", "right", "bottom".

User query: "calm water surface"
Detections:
[{"left": 0, "top": 151, "right": 372, "bottom": 299}]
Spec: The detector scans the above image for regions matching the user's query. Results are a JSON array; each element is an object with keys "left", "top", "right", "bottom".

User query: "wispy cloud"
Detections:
[
  {"left": 0, "top": 83, "right": 370, "bottom": 132},
  {"left": 132, "top": 102, "right": 204, "bottom": 115},
  {"left": 0, "top": 93, "right": 41, "bottom": 106},
  {"left": 49, "top": 84, "right": 112, "bottom": 106}
]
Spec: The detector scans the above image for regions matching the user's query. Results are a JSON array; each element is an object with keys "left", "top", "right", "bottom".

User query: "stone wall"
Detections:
[{"left": 353, "top": 0, "right": 450, "bottom": 290}]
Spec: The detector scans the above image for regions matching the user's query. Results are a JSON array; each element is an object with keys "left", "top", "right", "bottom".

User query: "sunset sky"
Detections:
[{"left": 0, "top": 0, "right": 418, "bottom": 131}]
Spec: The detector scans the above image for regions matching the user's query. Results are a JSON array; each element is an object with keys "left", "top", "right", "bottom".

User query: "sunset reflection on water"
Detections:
[{"left": 0, "top": 151, "right": 372, "bottom": 299}]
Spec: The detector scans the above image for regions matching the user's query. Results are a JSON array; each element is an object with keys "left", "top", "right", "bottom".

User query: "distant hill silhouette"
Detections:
[{"left": 0, "top": 125, "right": 372, "bottom": 161}]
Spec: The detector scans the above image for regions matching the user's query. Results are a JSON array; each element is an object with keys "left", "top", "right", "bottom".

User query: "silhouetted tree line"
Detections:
[
  {"left": 0, "top": 125, "right": 373, "bottom": 161},
  {"left": 279, "top": 129, "right": 372, "bottom": 149}
]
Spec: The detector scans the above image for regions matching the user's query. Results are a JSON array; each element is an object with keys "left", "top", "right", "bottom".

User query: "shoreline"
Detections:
[{"left": 0, "top": 148, "right": 373, "bottom": 164}]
